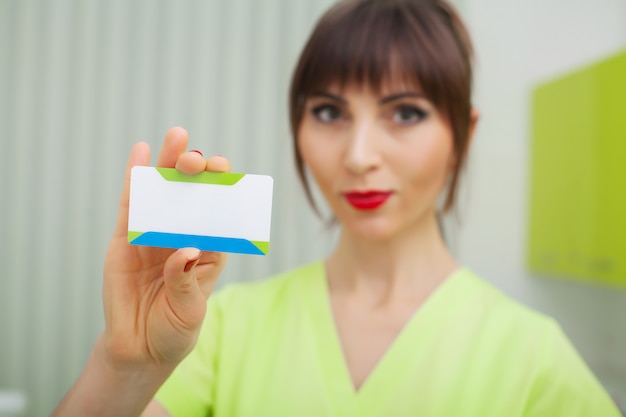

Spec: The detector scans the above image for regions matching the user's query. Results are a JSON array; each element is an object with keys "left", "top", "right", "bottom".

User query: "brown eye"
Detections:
[{"left": 312, "top": 104, "right": 343, "bottom": 123}]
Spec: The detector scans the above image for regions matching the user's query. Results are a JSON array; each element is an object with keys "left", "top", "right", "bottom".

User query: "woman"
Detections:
[{"left": 53, "top": 0, "right": 621, "bottom": 416}]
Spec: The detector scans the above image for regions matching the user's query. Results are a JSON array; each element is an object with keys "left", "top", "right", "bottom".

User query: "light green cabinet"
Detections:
[{"left": 528, "top": 50, "right": 626, "bottom": 287}]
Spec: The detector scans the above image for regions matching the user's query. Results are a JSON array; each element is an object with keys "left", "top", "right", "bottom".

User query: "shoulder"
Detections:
[
  {"left": 446, "top": 268, "right": 568, "bottom": 355},
  {"left": 445, "top": 269, "right": 620, "bottom": 415},
  {"left": 453, "top": 267, "right": 554, "bottom": 327},
  {"left": 453, "top": 269, "right": 594, "bottom": 379}
]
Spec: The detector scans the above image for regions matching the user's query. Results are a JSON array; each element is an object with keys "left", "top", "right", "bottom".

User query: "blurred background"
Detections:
[{"left": 0, "top": 0, "right": 624, "bottom": 415}]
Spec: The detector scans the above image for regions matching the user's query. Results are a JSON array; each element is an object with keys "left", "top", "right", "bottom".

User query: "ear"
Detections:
[{"left": 466, "top": 107, "right": 480, "bottom": 152}]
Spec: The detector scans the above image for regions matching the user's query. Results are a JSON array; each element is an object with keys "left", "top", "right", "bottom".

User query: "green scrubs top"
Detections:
[{"left": 156, "top": 262, "right": 620, "bottom": 416}]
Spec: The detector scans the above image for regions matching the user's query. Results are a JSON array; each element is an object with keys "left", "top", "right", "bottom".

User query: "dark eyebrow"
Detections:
[
  {"left": 379, "top": 92, "right": 426, "bottom": 105},
  {"left": 309, "top": 91, "right": 347, "bottom": 104},
  {"left": 309, "top": 91, "right": 425, "bottom": 105}
]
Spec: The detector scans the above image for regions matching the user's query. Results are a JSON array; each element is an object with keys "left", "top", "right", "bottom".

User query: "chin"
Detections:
[{"left": 340, "top": 216, "right": 399, "bottom": 242}]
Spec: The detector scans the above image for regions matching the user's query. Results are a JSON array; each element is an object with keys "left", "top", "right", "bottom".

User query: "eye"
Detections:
[
  {"left": 311, "top": 104, "right": 343, "bottom": 123},
  {"left": 392, "top": 105, "right": 427, "bottom": 125}
]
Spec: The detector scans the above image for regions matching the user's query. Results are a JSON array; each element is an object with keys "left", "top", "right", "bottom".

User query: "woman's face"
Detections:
[{"left": 297, "top": 82, "right": 456, "bottom": 241}]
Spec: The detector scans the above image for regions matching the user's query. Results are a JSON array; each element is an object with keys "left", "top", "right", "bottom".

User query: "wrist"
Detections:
[
  {"left": 52, "top": 335, "right": 177, "bottom": 417},
  {"left": 95, "top": 334, "right": 176, "bottom": 385}
]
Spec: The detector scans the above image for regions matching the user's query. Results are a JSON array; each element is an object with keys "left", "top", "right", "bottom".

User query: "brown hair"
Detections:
[{"left": 289, "top": 0, "right": 474, "bottom": 215}]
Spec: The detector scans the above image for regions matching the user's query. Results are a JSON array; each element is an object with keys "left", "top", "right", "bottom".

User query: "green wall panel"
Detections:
[{"left": 528, "top": 50, "right": 626, "bottom": 287}]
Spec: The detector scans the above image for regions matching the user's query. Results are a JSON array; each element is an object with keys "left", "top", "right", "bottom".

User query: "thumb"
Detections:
[{"left": 162, "top": 248, "right": 206, "bottom": 326}]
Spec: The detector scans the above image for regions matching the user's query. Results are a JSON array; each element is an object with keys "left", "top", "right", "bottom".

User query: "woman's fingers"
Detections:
[
  {"left": 206, "top": 155, "right": 231, "bottom": 172},
  {"left": 163, "top": 247, "right": 202, "bottom": 295},
  {"left": 112, "top": 142, "right": 151, "bottom": 239},
  {"left": 157, "top": 127, "right": 189, "bottom": 168},
  {"left": 175, "top": 151, "right": 207, "bottom": 174},
  {"left": 176, "top": 153, "right": 232, "bottom": 175},
  {"left": 162, "top": 248, "right": 218, "bottom": 327},
  {"left": 195, "top": 252, "right": 228, "bottom": 297}
]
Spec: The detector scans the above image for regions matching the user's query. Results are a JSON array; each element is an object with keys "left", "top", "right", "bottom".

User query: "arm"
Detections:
[{"left": 52, "top": 128, "right": 230, "bottom": 417}]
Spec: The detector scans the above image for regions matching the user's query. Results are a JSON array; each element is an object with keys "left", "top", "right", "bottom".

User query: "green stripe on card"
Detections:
[
  {"left": 250, "top": 241, "right": 270, "bottom": 254},
  {"left": 128, "top": 231, "right": 143, "bottom": 242},
  {"left": 156, "top": 167, "right": 244, "bottom": 185}
]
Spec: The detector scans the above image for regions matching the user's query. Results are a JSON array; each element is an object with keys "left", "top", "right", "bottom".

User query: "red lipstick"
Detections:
[{"left": 344, "top": 191, "right": 392, "bottom": 210}]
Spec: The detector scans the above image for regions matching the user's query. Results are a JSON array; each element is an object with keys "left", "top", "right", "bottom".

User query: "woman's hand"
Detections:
[
  {"left": 52, "top": 127, "right": 230, "bottom": 417},
  {"left": 103, "top": 127, "right": 230, "bottom": 368}
]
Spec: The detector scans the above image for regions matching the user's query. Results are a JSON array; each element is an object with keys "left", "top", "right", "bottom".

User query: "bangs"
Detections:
[{"left": 293, "top": 0, "right": 468, "bottom": 112}]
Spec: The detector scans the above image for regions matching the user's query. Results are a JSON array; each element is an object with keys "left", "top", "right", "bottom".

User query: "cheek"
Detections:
[{"left": 398, "top": 133, "right": 454, "bottom": 191}]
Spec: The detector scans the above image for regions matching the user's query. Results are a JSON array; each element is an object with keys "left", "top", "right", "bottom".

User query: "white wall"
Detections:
[{"left": 454, "top": 0, "right": 626, "bottom": 407}]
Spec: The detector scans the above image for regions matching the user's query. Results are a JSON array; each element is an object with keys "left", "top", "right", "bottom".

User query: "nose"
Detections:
[{"left": 343, "top": 119, "right": 382, "bottom": 175}]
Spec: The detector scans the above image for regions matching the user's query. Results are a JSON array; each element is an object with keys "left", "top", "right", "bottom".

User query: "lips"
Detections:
[{"left": 343, "top": 191, "right": 392, "bottom": 210}]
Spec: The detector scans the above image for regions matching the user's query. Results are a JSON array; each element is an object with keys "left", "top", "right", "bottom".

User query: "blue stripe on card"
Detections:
[{"left": 129, "top": 232, "right": 267, "bottom": 255}]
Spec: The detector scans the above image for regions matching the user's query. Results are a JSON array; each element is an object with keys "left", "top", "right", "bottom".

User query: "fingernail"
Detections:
[
  {"left": 184, "top": 258, "right": 200, "bottom": 273},
  {"left": 191, "top": 149, "right": 203, "bottom": 156},
  {"left": 184, "top": 249, "right": 202, "bottom": 272}
]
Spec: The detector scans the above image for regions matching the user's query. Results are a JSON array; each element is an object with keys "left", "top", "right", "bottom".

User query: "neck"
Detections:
[{"left": 326, "top": 214, "right": 457, "bottom": 305}]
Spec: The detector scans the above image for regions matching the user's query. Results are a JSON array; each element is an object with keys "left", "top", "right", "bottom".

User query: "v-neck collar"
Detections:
[{"left": 305, "top": 261, "right": 470, "bottom": 414}]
